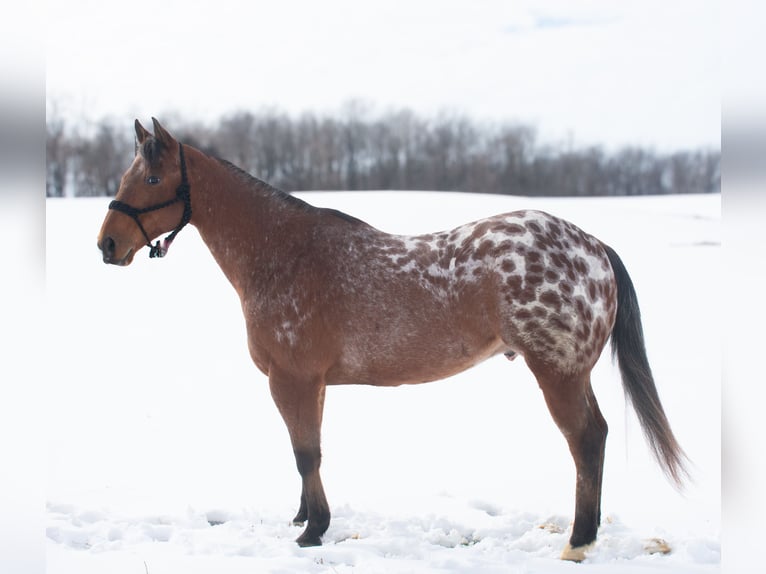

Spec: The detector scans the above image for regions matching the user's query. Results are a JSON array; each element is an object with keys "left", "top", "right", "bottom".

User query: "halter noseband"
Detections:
[{"left": 108, "top": 142, "right": 192, "bottom": 258}]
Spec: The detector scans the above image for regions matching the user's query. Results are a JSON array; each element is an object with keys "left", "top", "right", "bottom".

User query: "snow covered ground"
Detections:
[{"left": 46, "top": 191, "right": 720, "bottom": 573}]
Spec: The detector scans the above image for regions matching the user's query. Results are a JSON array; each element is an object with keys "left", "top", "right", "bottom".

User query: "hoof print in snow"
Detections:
[
  {"left": 644, "top": 537, "right": 672, "bottom": 555},
  {"left": 538, "top": 521, "right": 564, "bottom": 534}
]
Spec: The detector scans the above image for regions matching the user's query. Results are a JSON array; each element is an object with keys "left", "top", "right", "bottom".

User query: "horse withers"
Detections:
[{"left": 97, "top": 118, "right": 688, "bottom": 561}]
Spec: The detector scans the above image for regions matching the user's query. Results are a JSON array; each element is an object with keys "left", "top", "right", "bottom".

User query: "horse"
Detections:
[{"left": 97, "top": 118, "right": 687, "bottom": 562}]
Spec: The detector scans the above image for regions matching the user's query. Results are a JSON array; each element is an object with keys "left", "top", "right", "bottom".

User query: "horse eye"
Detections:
[{"left": 146, "top": 176, "right": 161, "bottom": 185}]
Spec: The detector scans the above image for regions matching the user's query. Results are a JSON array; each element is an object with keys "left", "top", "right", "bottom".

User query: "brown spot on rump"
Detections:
[
  {"left": 540, "top": 290, "right": 563, "bottom": 313},
  {"left": 501, "top": 259, "right": 516, "bottom": 274},
  {"left": 587, "top": 280, "right": 598, "bottom": 302},
  {"left": 515, "top": 308, "right": 533, "bottom": 321},
  {"left": 518, "top": 286, "right": 537, "bottom": 305},
  {"left": 424, "top": 249, "right": 439, "bottom": 266},
  {"left": 489, "top": 240, "right": 514, "bottom": 258},
  {"left": 506, "top": 275, "right": 523, "bottom": 295},
  {"left": 532, "top": 305, "right": 547, "bottom": 318},
  {"left": 473, "top": 239, "right": 495, "bottom": 260},
  {"left": 549, "top": 251, "right": 567, "bottom": 269},
  {"left": 573, "top": 257, "right": 589, "bottom": 275},
  {"left": 454, "top": 246, "right": 472, "bottom": 265},
  {"left": 563, "top": 223, "right": 582, "bottom": 242},
  {"left": 415, "top": 235, "right": 435, "bottom": 246},
  {"left": 546, "top": 220, "right": 563, "bottom": 237},
  {"left": 544, "top": 269, "right": 560, "bottom": 283},
  {"left": 526, "top": 250, "right": 542, "bottom": 263},
  {"left": 574, "top": 297, "right": 594, "bottom": 323},
  {"left": 574, "top": 297, "right": 587, "bottom": 319},
  {"left": 468, "top": 221, "right": 492, "bottom": 242},
  {"left": 527, "top": 221, "right": 543, "bottom": 234},
  {"left": 505, "top": 223, "right": 526, "bottom": 235},
  {"left": 583, "top": 240, "right": 599, "bottom": 255},
  {"left": 560, "top": 281, "right": 574, "bottom": 296},
  {"left": 525, "top": 273, "right": 545, "bottom": 288},
  {"left": 595, "top": 281, "right": 607, "bottom": 299},
  {"left": 532, "top": 233, "right": 554, "bottom": 251}
]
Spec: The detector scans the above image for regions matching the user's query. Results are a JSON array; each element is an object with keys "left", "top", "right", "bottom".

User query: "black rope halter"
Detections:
[{"left": 108, "top": 142, "right": 192, "bottom": 258}]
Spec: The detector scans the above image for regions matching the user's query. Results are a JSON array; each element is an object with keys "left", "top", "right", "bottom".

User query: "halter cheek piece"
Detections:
[{"left": 108, "top": 142, "right": 192, "bottom": 258}]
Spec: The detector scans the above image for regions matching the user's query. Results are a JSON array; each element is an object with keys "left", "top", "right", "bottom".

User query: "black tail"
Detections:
[{"left": 603, "top": 244, "right": 689, "bottom": 488}]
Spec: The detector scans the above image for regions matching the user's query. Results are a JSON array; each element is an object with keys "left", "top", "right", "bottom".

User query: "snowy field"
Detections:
[{"left": 46, "top": 191, "right": 720, "bottom": 573}]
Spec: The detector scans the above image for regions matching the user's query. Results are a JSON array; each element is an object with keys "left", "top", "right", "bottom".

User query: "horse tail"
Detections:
[{"left": 603, "top": 244, "right": 689, "bottom": 489}]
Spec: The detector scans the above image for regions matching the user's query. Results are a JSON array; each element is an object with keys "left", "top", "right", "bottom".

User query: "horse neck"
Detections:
[{"left": 186, "top": 149, "right": 312, "bottom": 297}]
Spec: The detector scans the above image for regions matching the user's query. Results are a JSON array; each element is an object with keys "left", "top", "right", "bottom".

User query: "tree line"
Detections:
[{"left": 46, "top": 105, "right": 720, "bottom": 198}]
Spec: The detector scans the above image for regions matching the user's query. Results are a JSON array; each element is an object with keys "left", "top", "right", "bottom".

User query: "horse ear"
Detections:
[
  {"left": 151, "top": 117, "right": 176, "bottom": 146},
  {"left": 135, "top": 119, "right": 151, "bottom": 144}
]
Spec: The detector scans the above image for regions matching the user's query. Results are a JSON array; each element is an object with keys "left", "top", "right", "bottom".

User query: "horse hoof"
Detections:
[
  {"left": 560, "top": 542, "right": 594, "bottom": 562},
  {"left": 296, "top": 532, "right": 323, "bottom": 547}
]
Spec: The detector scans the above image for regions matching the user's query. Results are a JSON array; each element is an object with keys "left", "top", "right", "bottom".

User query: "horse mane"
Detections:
[{"left": 215, "top": 157, "right": 366, "bottom": 226}]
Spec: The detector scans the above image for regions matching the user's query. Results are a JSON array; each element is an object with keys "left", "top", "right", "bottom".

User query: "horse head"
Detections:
[{"left": 97, "top": 118, "right": 192, "bottom": 265}]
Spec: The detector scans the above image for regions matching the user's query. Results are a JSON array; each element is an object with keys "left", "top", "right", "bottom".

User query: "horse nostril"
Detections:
[{"left": 101, "top": 236, "right": 116, "bottom": 261}]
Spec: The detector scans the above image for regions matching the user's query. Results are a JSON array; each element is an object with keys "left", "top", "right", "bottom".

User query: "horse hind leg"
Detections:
[{"left": 532, "top": 365, "right": 608, "bottom": 562}]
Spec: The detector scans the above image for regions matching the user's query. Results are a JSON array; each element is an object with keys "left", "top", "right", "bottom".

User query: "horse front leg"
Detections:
[{"left": 268, "top": 371, "right": 330, "bottom": 547}]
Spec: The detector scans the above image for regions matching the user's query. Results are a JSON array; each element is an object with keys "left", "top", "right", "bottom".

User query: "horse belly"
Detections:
[{"left": 327, "top": 324, "right": 508, "bottom": 387}]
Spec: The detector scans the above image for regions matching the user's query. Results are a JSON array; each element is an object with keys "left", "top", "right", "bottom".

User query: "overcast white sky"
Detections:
[{"left": 46, "top": 0, "right": 719, "bottom": 151}]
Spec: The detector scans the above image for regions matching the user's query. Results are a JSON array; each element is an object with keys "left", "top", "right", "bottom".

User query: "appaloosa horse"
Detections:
[{"left": 98, "top": 118, "right": 687, "bottom": 561}]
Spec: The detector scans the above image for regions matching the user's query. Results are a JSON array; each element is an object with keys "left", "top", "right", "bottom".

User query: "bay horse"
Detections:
[{"left": 97, "top": 118, "right": 687, "bottom": 561}]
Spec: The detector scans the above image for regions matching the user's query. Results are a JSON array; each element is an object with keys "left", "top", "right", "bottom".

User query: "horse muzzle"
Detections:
[{"left": 98, "top": 235, "right": 134, "bottom": 266}]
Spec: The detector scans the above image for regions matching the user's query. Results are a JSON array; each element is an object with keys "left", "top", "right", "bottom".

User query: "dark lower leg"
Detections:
[
  {"left": 569, "top": 440, "right": 604, "bottom": 547},
  {"left": 568, "top": 406, "right": 607, "bottom": 549},
  {"left": 293, "top": 447, "right": 330, "bottom": 546}
]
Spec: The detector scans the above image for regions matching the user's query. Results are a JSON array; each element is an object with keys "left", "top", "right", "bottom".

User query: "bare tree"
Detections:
[
  {"left": 73, "top": 120, "right": 132, "bottom": 197},
  {"left": 46, "top": 115, "right": 70, "bottom": 197}
]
